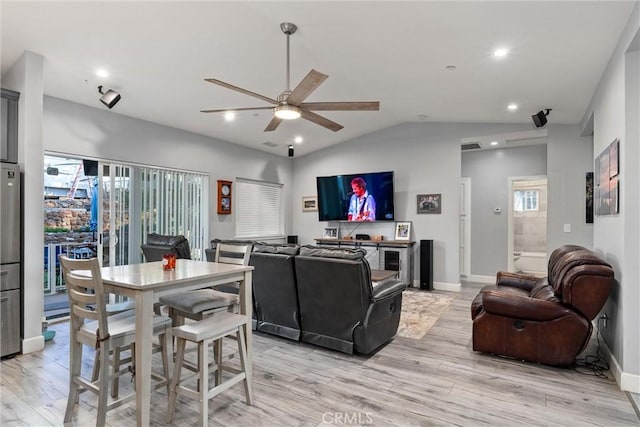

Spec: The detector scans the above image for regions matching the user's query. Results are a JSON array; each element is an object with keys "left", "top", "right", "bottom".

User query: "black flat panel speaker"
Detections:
[
  {"left": 420, "top": 239, "right": 433, "bottom": 290},
  {"left": 287, "top": 235, "right": 298, "bottom": 244}
]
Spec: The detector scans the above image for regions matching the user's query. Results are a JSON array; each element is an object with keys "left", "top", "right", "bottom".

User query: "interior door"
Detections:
[{"left": 459, "top": 178, "right": 471, "bottom": 278}]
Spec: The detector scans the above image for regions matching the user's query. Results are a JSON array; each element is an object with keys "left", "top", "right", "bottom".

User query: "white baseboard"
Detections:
[
  {"left": 22, "top": 335, "right": 44, "bottom": 354},
  {"left": 464, "top": 274, "right": 495, "bottom": 284},
  {"left": 596, "top": 328, "right": 640, "bottom": 393},
  {"left": 411, "top": 280, "right": 461, "bottom": 292}
]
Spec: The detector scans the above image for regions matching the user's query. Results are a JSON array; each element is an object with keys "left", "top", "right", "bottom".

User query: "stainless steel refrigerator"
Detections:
[{"left": 1, "top": 162, "right": 21, "bottom": 357}]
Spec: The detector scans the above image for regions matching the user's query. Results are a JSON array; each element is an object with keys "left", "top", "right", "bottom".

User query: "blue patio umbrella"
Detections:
[{"left": 89, "top": 178, "right": 98, "bottom": 233}]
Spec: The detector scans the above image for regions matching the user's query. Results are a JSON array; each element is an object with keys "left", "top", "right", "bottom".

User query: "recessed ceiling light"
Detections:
[
  {"left": 490, "top": 141, "right": 499, "bottom": 146},
  {"left": 507, "top": 103, "right": 518, "bottom": 111},
  {"left": 294, "top": 136, "right": 303, "bottom": 144},
  {"left": 96, "top": 69, "right": 109, "bottom": 78},
  {"left": 493, "top": 48, "right": 508, "bottom": 57},
  {"left": 224, "top": 111, "right": 236, "bottom": 121}
]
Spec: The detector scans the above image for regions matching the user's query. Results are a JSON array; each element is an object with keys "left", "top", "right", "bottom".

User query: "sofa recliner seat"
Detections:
[
  {"left": 471, "top": 245, "right": 614, "bottom": 366},
  {"left": 294, "top": 246, "right": 406, "bottom": 355}
]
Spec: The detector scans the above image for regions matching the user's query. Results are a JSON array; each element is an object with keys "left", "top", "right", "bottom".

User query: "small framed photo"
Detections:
[
  {"left": 417, "top": 193, "right": 442, "bottom": 214},
  {"left": 395, "top": 222, "right": 411, "bottom": 240},
  {"left": 302, "top": 195, "right": 317, "bottom": 212},
  {"left": 323, "top": 227, "right": 338, "bottom": 239}
]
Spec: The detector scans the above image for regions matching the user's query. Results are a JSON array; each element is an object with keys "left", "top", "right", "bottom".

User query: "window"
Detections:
[
  {"left": 514, "top": 189, "right": 539, "bottom": 212},
  {"left": 235, "top": 178, "right": 284, "bottom": 239}
]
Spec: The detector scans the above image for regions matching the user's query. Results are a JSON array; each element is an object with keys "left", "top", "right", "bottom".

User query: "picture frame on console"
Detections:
[
  {"left": 323, "top": 227, "right": 338, "bottom": 239},
  {"left": 395, "top": 222, "right": 411, "bottom": 240}
]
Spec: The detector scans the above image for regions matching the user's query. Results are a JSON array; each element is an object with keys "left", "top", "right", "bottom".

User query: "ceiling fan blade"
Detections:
[
  {"left": 200, "top": 106, "right": 274, "bottom": 113},
  {"left": 300, "top": 101, "right": 380, "bottom": 111},
  {"left": 301, "top": 110, "right": 344, "bottom": 132},
  {"left": 264, "top": 116, "right": 283, "bottom": 132},
  {"left": 286, "top": 69, "right": 329, "bottom": 105},
  {"left": 204, "top": 78, "right": 278, "bottom": 105}
]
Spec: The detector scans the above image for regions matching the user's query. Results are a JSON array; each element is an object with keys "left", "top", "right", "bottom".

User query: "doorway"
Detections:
[{"left": 507, "top": 176, "right": 548, "bottom": 276}]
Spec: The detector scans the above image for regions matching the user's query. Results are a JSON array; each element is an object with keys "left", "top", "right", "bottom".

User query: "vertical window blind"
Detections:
[
  {"left": 139, "top": 167, "right": 208, "bottom": 260},
  {"left": 235, "top": 178, "right": 284, "bottom": 239}
]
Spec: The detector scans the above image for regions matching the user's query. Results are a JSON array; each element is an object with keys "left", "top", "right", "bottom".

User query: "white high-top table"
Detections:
[{"left": 91, "top": 259, "right": 253, "bottom": 426}]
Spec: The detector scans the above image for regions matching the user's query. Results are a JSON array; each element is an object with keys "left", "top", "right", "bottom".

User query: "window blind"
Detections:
[{"left": 235, "top": 178, "right": 284, "bottom": 239}]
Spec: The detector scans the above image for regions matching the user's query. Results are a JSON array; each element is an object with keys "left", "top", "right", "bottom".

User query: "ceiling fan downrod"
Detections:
[{"left": 280, "top": 22, "right": 297, "bottom": 94}]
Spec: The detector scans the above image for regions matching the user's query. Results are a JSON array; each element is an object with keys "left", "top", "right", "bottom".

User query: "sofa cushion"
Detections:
[
  {"left": 529, "top": 282, "right": 559, "bottom": 303},
  {"left": 253, "top": 243, "right": 299, "bottom": 256},
  {"left": 299, "top": 245, "right": 366, "bottom": 260}
]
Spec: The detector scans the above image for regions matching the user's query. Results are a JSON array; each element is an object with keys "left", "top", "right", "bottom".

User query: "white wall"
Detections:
[{"left": 580, "top": 2, "right": 639, "bottom": 393}]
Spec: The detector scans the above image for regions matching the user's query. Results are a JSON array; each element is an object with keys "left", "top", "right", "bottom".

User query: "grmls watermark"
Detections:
[{"left": 321, "top": 411, "right": 374, "bottom": 425}]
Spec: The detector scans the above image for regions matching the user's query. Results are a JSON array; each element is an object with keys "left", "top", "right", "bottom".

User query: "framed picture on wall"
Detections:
[
  {"left": 302, "top": 196, "right": 317, "bottom": 212},
  {"left": 417, "top": 193, "right": 442, "bottom": 214}
]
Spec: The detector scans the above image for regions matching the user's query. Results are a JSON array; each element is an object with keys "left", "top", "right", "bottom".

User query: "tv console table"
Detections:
[{"left": 314, "top": 238, "right": 415, "bottom": 287}]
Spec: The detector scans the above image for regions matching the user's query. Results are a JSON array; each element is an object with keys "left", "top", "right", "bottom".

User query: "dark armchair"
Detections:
[
  {"left": 140, "top": 233, "right": 191, "bottom": 262},
  {"left": 294, "top": 246, "right": 406, "bottom": 355},
  {"left": 471, "top": 245, "right": 614, "bottom": 366}
]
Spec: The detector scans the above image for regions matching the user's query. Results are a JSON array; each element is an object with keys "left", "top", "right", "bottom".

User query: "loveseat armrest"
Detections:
[
  {"left": 496, "top": 271, "right": 539, "bottom": 291},
  {"left": 372, "top": 280, "right": 406, "bottom": 301},
  {"left": 481, "top": 289, "right": 570, "bottom": 321}
]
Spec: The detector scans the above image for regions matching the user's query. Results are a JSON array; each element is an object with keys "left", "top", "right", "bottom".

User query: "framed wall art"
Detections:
[
  {"left": 417, "top": 193, "right": 441, "bottom": 214},
  {"left": 302, "top": 195, "right": 317, "bottom": 212}
]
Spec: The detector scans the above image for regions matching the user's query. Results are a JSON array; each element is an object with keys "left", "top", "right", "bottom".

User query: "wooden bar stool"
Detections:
[{"left": 167, "top": 312, "right": 253, "bottom": 426}]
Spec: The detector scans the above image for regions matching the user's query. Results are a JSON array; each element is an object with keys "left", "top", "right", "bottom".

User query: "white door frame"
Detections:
[
  {"left": 460, "top": 178, "right": 471, "bottom": 278},
  {"left": 507, "top": 175, "right": 547, "bottom": 272}
]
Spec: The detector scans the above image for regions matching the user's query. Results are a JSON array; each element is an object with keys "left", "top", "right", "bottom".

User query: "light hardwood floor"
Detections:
[{"left": 1, "top": 282, "right": 638, "bottom": 426}]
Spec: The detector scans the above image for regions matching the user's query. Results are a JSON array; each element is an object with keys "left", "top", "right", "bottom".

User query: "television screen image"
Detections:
[{"left": 316, "top": 171, "right": 395, "bottom": 222}]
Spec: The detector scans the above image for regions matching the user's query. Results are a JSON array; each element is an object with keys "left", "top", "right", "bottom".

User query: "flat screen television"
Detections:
[{"left": 316, "top": 171, "right": 395, "bottom": 222}]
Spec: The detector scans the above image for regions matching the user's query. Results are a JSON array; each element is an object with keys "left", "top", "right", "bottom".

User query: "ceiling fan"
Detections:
[{"left": 201, "top": 22, "right": 380, "bottom": 132}]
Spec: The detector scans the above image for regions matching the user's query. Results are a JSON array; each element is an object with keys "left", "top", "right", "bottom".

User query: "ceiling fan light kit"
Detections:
[
  {"left": 274, "top": 104, "right": 301, "bottom": 120},
  {"left": 202, "top": 22, "right": 380, "bottom": 132}
]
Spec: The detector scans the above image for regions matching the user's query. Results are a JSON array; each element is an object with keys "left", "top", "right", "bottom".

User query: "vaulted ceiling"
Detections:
[{"left": 2, "top": 1, "right": 635, "bottom": 156}]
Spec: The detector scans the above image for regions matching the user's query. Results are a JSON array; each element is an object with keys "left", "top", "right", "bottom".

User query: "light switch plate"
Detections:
[{"left": 563, "top": 224, "right": 571, "bottom": 233}]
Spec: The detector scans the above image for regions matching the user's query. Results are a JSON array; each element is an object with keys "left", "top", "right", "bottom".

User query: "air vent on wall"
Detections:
[
  {"left": 262, "top": 141, "right": 278, "bottom": 148},
  {"left": 461, "top": 142, "right": 482, "bottom": 151}
]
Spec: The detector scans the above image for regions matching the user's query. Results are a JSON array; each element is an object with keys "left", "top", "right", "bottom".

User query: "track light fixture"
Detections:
[
  {"left": 532, "top": 108, "right": 552, "bottom": 128},
  {"left": 288, "top": 145, "right": 294, "bottom": 158},
  {"left": 98, "top": 85, "right": 121, "bottom": 109}
]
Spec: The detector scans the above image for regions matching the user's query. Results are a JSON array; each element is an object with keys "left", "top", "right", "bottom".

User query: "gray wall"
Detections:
[
  {"left": 580, "top": 2, "right": 639, "bottom": 390},
  {"left": 546, "top": 124, "right": 594, "bottom": 251},
  {"left": 462, "top": 145, "right": 547, "bottom": 276},
  {"left": 43, "top": 96, "right": 294, "bottom": 242}
]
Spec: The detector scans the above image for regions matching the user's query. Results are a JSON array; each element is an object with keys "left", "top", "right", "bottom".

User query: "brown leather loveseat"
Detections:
[{"left": 471, "top": 245, "right": 614, "bottom": 366}]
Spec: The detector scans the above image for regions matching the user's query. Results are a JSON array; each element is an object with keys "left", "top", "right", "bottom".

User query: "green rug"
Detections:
[{"left": 396, "top": 288, "right": 455, "bottom": 340}]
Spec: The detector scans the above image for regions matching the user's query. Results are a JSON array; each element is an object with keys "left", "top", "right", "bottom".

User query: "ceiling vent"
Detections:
[
  {"left": 262, "top": 141, "right": 278, "bottom": 148},
  {"left": 461, "top": 142, "right": 482, "bottom": 151}
]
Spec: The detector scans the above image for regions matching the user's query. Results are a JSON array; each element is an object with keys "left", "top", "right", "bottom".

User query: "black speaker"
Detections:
[
  {"left": 532, "top": 109, "right": 551, "bottom": 128},
  {"left": 287, "top": 235, "right": 298, "bottom": 244},
  {"left": 82, "top": 159, "right": 99, "bottom": 176},
  {"left": 420, "top": 240, "right": 433, "bottom": 290}
]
